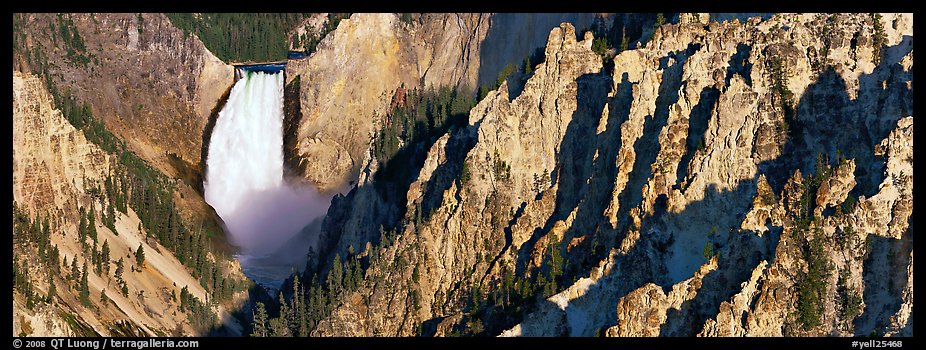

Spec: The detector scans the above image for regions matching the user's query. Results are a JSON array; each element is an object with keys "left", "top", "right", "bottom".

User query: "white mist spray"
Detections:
[{"left": 204, "top": 69, "right": 327, "bottom": 288}]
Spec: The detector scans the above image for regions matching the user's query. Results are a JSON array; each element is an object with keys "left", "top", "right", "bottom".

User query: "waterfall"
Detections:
[{"left": 204, "top": 69, "right": 326, "bottom": 289}]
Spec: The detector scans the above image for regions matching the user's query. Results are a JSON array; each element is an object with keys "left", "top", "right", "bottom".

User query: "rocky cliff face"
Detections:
[
  {"left": 13, "top": 13, "right": 240, "bottom": 265},
  {"left": 312, "top": 13, "right": 913, "bottom": 337},
  {"left": 13, "top": 71, "right": 246, "bottom": 336},
  {"left": 14, "top": 13, "right": 232, "bottom": 178},
  {"left": 285, "top": 13, "right": 595, "bottom": 192},
  {"left": 13, "top": 72, "right": 113, "bottom": 218}
]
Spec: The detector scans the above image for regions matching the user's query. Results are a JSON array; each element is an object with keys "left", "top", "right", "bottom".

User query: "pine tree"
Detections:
[
  {"left": 350, "top": 260, "right": 362, "bottom": 291},
  {"left": 101, "top": 240, "right": 111, "bottom": 275},
  {"left": 29, "top": 215, "right": 40, "bottom": 241},
  {"left": 115, "top": 176, "right": 126, "bottom": 214},
  {"left": 105, "top": 175, "right": 114, "bottom": 205},
  {"left": 307, "top": 276, "right": 324, "bottom": 328},
  {"left": 13, "top": 258, "right": 25, "bottom": 293},
  {"left": 88, "top": 207, "right": 98, "bottom": 242},
  {"left": 40, "top": 217, "right": 50, "bottom": 256},
  {"left": 298, "top": 301, "right": 308, "bottom": 337},
  {"left": 549, "top": 240, "right": 563, "bottom": 282},
  {"left": 219, "top": 278, "right": 228, "bottom": 301},
  {"left": 655, "top": 13, "right": 666, "bottom": 28},
  {"left": 115, "top": 258, "right": 124, "bottom": 282},
  {"left": 47, "top": 274, "right": 56, "bottom": 303},
  {"left": 269, "top": 317, "right": 291, "bottom": 337},
  {"left": 92, "top": 240, "right": 102, "bottom": 274},
  {"left": 100, "top": 289, "right": 108, "bottom": 305},
  {"left": 703, "top": 242, "right": 715, "bottom": 260},
  {"left": 79, "top": 264, "right": 90, "bottom": 306},
  {"left": 871, "top": 13, "right": 885, "bottom": 66},
  {"left": 278, "top": 292, "right": 291, "bottom": 331},
  {"left": 328, "top": 253, "right": 342, "bottom": 295},
  {"left": 78, "top": 206, "right": 87, "bottom": 243},
  {"left": 49, "top": 245, "right": 60, "bottom": 276},
  {"left": 70, "top": 258, "right": 80, "bottom": 282},
  {"left": 106, "top": 199, "right": 116, "bottom": 232},
  {"left": 503, "top": 267, "right": 514, "bottom": 308},
  {"left": 135, "top": 244, "right": 145, "bottom": 268},
  {"left": 292, "top": 275, "right": 302, "bottom": 332},
  {"left": 18, "top": 259, "right": 34, "bottom": 308},
  {"left": 344, "top": 262, "right": 355, "bottom": 290},
  {"left": 252, "top": 301, "right": 268, "bottom": 337},
  {"left": 100, "top": 206, "right": 107, "bottom": 231}
]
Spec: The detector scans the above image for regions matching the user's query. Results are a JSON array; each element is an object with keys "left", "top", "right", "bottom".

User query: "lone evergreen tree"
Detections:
[
  {"left": 292, "top": 275, "right": 306, "bottom": 335},
  {"left": 79, "top": 264, "right": 90, "bottom": 306},
  {"left": 92, "top": 240, "right": 101, "bottom": 274},
  {"left": 49, "top": 245, "right": 60, "bottom": 276},
  {"left": 114, "top": 257, "right": 124, "bottom": 282},
  {"left": 655, "top": 13, "right": 666, "bottom": 28},
  {"left": 549, "top": 240, "right": 563, "bottom": 281},
  {"left": 78, "top": 206, "right": 87, "bottom": 243},
  {"left": 252, "top": 301, "right": 268, "bottom": 337},
  {"left": 350, "top": 260, "right": 362, "bottom": 291},
  {"left": 101, "top": 240, "right": 111, "bottom": 275},
  {"left": 70, "top": 258, "right": 80, "bottom": 282},
  {"left": 278, "top": 292, "right": 290, "bottom": 330},
  {"left": 328, "top": 253, "right": 343, "bottom": 295},
  {"left": 703, "top": 242, "right": 715, "bottom": 260},
  {"left": 88, "top": 208, "right": 97, "bottom": 242},
  {"left": 135, "top": 244, "right": 145, "bottom": 268},
  {"left": 106, "top": 200, "right": 116, "bottom": 232},
  {"left": 870, "top": 13, "right": 886, "bottom": 66}
]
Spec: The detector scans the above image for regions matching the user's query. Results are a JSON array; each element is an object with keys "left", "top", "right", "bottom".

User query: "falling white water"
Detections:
[{"left": 204, "top": 69, "right": 327, "bottom": 289}]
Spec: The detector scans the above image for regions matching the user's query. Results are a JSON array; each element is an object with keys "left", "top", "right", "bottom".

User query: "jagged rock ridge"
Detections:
[{"left": 312, "top": 13, "right": 913, "bottom": 337}]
